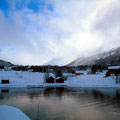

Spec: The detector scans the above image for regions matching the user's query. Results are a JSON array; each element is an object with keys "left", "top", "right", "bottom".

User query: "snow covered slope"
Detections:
[{"left": 67, "top": 47, "right": 120, "bottom": 66}]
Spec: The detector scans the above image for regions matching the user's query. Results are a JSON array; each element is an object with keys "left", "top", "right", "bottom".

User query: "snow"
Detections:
[
  {"left": 0, "top": 105, "right": 30, "bottom": 120},
  {"left": 76, "top": 71, "right": 84, "bottom": 73},
  {"left": 66, "top": 71, "right": 120, "bottom": 87},
  {"left": 108, "top": 66, "right": 120, "bottom": 69},
  {"left": 0, "top": 70, "right": 120, "bottom": 88},
  {"left": 0, "top": 71, "right": 44, "bottom": 87},
  {"left": 0, "top": 71, "right": 66, "bottom": 87}
]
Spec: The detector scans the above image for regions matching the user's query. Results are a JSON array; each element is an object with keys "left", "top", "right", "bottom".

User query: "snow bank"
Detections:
[{"left": 0, "top": 105, "right": 30, "bottom": 120}]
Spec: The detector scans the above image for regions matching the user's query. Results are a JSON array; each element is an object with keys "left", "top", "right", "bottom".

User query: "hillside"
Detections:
[
  {"left": 0, "top": 60, "right": 13, "bottom": 66},
  {"left": 67, "top": 47, "right": 120, "bottom": 67}
]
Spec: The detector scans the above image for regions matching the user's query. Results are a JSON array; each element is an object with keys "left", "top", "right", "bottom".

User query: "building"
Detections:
[
  {"left": 108, "top": 66, "right": 120, "bottom": 75},
  {"left": 56, "top": 77, "right": 64, "bottom": 83},
  {"left": 46, "top": 76, "right": 55, "bottom": 83}
]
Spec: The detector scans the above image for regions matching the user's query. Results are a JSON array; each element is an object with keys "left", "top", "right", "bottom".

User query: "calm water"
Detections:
[{"left": 0, "top": 87, "right": 120, "bottom": 120}]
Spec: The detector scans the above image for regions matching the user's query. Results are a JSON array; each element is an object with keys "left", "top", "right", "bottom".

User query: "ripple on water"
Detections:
[{"left": 0, "top": 87, "right": 120, "bottom": 120}]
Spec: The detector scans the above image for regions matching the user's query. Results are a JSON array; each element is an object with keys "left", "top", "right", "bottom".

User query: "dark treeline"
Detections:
[
  {"left": 11, "top": 65, "right": 76, "bottom": 74},
  {"left": 1, "top": 64, "right": 108, "bottom": 73},
  {"left": 0, "top": 62, "right": 109, "bottom": 74}
]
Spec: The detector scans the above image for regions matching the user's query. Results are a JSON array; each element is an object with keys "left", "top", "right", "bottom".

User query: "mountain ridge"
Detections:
[
  {"left": 67, "top": 47, "right": 120, "bottom": 67},
  {"left": 0, "top": 59, "right": 13, "bottom": 66}
]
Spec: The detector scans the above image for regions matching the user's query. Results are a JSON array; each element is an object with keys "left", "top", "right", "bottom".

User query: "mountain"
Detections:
[
  {"left": 67, "top": 47, "right": 120, "bottom": 67},
  {"left": 0, "top": 60, "right": 13, "bottom": 66}
]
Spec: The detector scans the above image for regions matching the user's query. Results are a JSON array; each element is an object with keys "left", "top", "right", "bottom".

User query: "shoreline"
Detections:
[{"left": 0, "top": 84, "right": 120, "bottom": 88}]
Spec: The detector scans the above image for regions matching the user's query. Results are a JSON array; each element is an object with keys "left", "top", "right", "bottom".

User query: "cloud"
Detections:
[
  {"left": 93, "top": 0, "right": 120, "bottom": 49},
  {"left": 0, "top": 0, "right": 120, "bottom": 65}
]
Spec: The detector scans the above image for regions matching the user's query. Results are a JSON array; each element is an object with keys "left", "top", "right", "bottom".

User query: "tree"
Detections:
[{"left": 54, "top": 68, "right": 63, "bottom": 78}]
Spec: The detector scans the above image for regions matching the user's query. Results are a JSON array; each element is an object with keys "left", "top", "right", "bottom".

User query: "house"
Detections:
[
  {"left": 46, "top": 76, "right": 55, "bottom": 83},
  {"left": 56, "top": 77, "right": 64, "bottom": 83},
  {"left": 1, "top": 80, "right": 10, "bottom": 84},
  {"left": 45, "top": 76, "right": 65, "bottom": 83},
  {"left": 75, "top": 70, "right": 84, "bottom": 75},
  {"left": 76, "top": 73, "right": 84, "bottom": 76},
  {"left": 87, "top": 71, "right": 96, "bottom": 74},
  {"left": 107, "top": 66, "right": 120, "bottom": 75}
]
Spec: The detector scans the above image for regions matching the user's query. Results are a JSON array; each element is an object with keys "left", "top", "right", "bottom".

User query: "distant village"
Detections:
[{"left": 0, "top": 62, "right": 120, "bottom": 85}]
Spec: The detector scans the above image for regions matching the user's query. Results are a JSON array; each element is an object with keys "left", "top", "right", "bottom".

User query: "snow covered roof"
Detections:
[
  {"left": 49, "top": 73, "right": 55, "bottom": 78},
  {"left": 108, "top": 66, "right": 120, "bottom": 69},
  {"left": 27, "top": 65, "right": 32, "bottom": 69},
  {"left": 76, "top": 71, "right": 83, "bottom": 73},
  {"left": 56, "top": 77, "right": 62, "bottom": 79}
]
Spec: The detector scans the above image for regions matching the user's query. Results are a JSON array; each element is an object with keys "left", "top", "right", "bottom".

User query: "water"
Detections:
[{"left": 0, "top": 87, "right": 120, "bottom": 120}]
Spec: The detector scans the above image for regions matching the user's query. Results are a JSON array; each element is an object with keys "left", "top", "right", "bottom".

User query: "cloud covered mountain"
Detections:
[{"left": 67, "top": 47, "right": 120, "bottom": 67}]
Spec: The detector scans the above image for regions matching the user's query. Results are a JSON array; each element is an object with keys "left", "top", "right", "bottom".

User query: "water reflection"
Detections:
[
  {"left": 0, "top": 87, "right": 120, "bottom": 120},
  {"left": 44, "top": 87, "right": 65, "bottom": 98}
]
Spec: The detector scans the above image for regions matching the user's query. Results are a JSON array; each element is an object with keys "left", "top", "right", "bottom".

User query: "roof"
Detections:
[
  {"left": 76, "top": 71, "right": 83, "bottom": 73},
  {"left": 49, "top": 73, "right": 55, "bottom": 77},
  {"left": 27, "top": 65, "right": 32, "bottom": 69},
  {"left": 56, "top": 77, "right": 62, "bottom": 79},
  {"left": 108, "top": 66, "right": 120, "bottom": 70}
]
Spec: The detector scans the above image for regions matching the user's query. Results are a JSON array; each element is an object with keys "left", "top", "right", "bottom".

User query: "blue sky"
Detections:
[
  {"left": 0, "top": 0, "right": 120, "bottom": 65},
  {"left": 0, "top": 0, "right": 51, "bottom": 12},
  {"left": 0, "top": 0, "right": 53, "bottom": 21}
]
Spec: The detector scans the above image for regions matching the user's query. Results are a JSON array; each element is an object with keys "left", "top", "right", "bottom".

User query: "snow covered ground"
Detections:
[
  {"left": 0, "top": 105, "right": 30, "bottom": 120},
  {"left": 0, "top": 70, "right": 120, "bottom": 88},
  {"left": 0, "top": 71, "right": 44, "bottom": 87},
  {"left": 0, "top": 70, "right": 65, "bottom": 87},
  {"left": 66, "top": 71, "right": 120, "bottom": 87}
]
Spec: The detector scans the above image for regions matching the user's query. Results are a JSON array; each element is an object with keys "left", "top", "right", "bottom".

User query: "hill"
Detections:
[
  {"left": 0, "top": 60, "right": 13, "bottom": 66},
  {"left": 67, "top": 47, "right": 120, "bottom": 67}
]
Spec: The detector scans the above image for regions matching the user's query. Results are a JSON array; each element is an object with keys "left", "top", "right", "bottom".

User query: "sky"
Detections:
[{"left": 0, "top": 0, "right": 120, "bottom": 66}]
